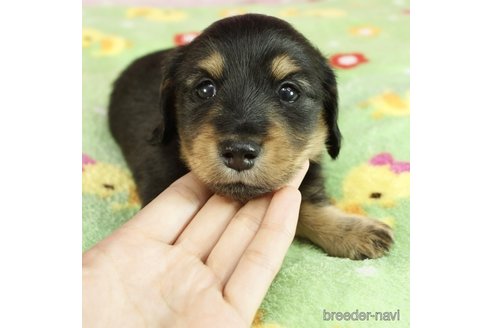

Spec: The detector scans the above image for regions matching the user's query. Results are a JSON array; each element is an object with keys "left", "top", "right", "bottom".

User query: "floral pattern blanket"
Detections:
[{"left": 83, "top": 1, "right": 409, "bottom": 326}]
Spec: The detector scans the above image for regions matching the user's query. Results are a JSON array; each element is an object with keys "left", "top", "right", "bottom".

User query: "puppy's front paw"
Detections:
[
  {"left": 342, "top": 218, "right": 394, "bottom": 260},
  {"left": 297, "top": 204, "right": 394, "bottom": 260}
]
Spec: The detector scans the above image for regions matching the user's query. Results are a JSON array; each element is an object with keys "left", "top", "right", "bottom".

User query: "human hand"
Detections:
[{"left": 83, "top": 161, "right": 309, "bottom": 327}]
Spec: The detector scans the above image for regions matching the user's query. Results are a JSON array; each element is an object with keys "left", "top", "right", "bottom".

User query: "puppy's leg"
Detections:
[
  {"left": 297, "top": 203, "right": 393, "bottom": 259},
  {"left": 297, "top": 162, "right": 393, "bottom": 260}
]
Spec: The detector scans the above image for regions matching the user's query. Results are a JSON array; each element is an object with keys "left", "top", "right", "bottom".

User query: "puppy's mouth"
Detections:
[
  {"left": 208, "top": 182, "right": 273, "bottom": 203},
  {"left": 181, "top": 137, "right": 298, "bottom": 202},
  {"left": 188, "top": 159, "right": 293, "bottom": 202}
]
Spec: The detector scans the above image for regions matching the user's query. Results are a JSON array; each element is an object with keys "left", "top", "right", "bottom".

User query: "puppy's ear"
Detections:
[
  {"left": 148, "top": 48, "right": 184, "bottom": 145},
  {"left": 322, "top": 63, "right": 342, "bottom": 159}
]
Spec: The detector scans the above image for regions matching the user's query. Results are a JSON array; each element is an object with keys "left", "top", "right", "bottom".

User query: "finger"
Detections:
[
  {"left": 122, "top": 172, "right": 213, "bottom": 244},
  {"left": 205, "top": 194, "right": 271, "bottom": 286},
  {"left": 206, "top": 161, "right": 309, "bottom": 286},
  {"left": 224, "top": 186, "right": 302, "bottom": 323},
  {"left": 174, "top": 195, "right": 242, "bottom": 261},
  {"left": 287, "top": 160, "right": 310, "bottom": 189}
]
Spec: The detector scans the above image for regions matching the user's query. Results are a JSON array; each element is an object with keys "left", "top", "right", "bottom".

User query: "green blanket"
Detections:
[{"left": 83, "top": 1, "right": 409, "bottom": 327}]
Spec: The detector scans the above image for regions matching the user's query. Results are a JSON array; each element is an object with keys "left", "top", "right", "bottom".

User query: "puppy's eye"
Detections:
[
  {"left": 196, "top": 80, "right": 216, "bottom": 99},
  {"left": 278, "top": 83, "right": 300, "bottom": 103}
]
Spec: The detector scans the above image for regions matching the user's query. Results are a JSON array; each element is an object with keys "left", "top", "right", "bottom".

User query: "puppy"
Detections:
[{"left": 108, "top": 14, "right": 393, "bottom": 259}]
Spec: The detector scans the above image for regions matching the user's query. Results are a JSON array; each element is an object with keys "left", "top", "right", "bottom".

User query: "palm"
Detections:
[
  {"left": 83, "top": 168, "right": 306, "bottom": 327},
  {"left": 84, "top": 229, "right": 245, "bottom": 327}
]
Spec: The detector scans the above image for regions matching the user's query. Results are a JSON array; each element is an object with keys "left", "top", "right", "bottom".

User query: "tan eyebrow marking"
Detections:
[
  {"left": 271, "top": 54, "right": 301, "bottom": 80},
  {"left": 198, "top": 51, "right": 224, "bottom": 80}
]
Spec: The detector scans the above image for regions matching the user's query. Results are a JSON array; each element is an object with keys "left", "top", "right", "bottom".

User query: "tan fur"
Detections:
[
  {"left": 179, "top": 113, "right": 326, "bottom": 192},
  {"left": 297, "top": 203, "right": 393, "bottom": 259},
  {"left": 179, "top": 121, "right": 296, "bottom": 190},
  {"left": 179, "top": 123, "right": 219, "bottom": 185},
  {"left": 198, "top": 51, "right": 225, "bottom": 80},
  {"left": 271, "top": 54, "right": 301, "bottom": 80},
  {"left": 257, "top": 119, "right": 304, "bottom": 185},
  {"left": 305, "top": 116, "right": 327, "bottom": 163}
]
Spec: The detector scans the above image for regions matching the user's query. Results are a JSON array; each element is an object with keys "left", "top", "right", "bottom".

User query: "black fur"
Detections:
[{"left": 109, "top": 49, "right": 188, "bottom": 204}]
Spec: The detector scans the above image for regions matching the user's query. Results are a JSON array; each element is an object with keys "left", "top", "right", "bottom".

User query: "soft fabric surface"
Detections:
[{"left": 82, "top": 1, "right": 409, "bottom": 326}]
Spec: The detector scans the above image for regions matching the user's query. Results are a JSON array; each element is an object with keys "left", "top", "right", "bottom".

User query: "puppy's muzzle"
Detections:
[{"left": 219, "top": 140, "right": 261, "bottom": 172}]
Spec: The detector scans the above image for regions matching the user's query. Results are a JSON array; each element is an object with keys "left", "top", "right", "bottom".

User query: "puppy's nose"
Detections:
[{"left": 220, "top": 141, "right": 260, "bottom": 172}]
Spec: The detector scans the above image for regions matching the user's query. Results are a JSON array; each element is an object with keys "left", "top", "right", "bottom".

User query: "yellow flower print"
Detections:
[
  {"left": 126, "top": 7, "right": 157, "bottom": 18},
  {"left": 148, "top": 9, "right": 188, "bottom": 22},
  {"left": 361, "top": 91, "right": 410, "bottom": 118},
  {"left": 349, "top": 26, "right": 381, "bottom": 37},
  {"left": 82, "top": 28, "right": 103, "bottom": 48},
  {"left": 279, "top": 7, "right": 346, "bottom": 18},
  {"left": 337, "top": 153, "right": 410, "bottom": 226},
  {"left": 219, "top": 8, "right": 247, "bottom": 18},
  {"left": 279, "top": 7, "right": 302, "bottom": 18},
  {"left": 95, "top": 35, "right": 130, "bottom": 56},
  {"left": 126, "top": 7, "right": 188, "bottom": 22},
  {"left": 82, "top": 160, "right": 140, "bottom": 210},
  {"left": 304, "top": 8, "right": 347, "bottom": 17},
  {"left": 341, "top": 164, "right": 410, "bottom": 208},
  {"left": 82, "top": 162, "right": 135, "bottom": 198},
  {"left": 82, "top": 28, "right": 131, "bottom": 57}
]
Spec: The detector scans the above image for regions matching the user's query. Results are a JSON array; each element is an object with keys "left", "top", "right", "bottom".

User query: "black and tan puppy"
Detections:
[{"left": 109, "top": 14, "right": 393, "bottom": 259}]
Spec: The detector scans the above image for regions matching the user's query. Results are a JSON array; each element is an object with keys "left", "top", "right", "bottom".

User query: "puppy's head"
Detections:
[{"left": 153, "top": 14, "right": 341, "bottom": 202}]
